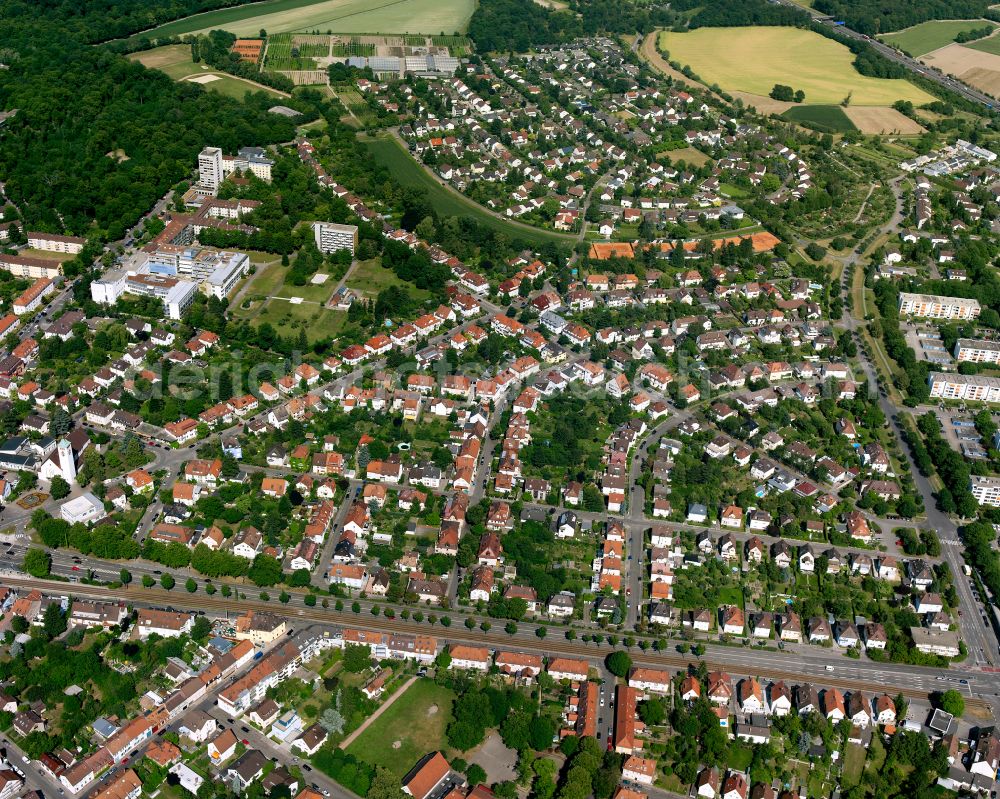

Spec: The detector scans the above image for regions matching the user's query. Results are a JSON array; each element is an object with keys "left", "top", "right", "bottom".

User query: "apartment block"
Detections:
[
  {"left": 27, "top": 232, "right": 86, "bottom": 254},
  {"left": 928, "top": 372, "right": 1000, "bottom": 403},
  {"left": 0, "top": 253, "right": 63, "bottom": 279},
  {"left": 198, "top": 147, "right": 224, "bottom": 193},
  {"left": 971, "top": 475, "right": 1000, "bottom": 506},
  {"left": 955, "top": 338, "right": 1000, "bottom": 364},
  {"left": 898, "top": 292, "right": 980, "bottom": 320},
  {"left": 313, "top": 222, "right": 359, "bottom": 255}
]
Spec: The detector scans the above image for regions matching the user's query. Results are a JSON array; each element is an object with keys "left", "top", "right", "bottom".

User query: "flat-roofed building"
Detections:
[
  {"left": 898, "top": 292, "right": 980, "bottom": 320},
  {"left": 198, "top": 147, "right": 224, "bottom": 193},
  {"left": 955, "top": 338, "right": 1000, "bottom": 363},
  {"left": 313, "top": 222, "right": 359, "bottom": 255},
  {"left": 971, "top": 475, "right": 1000, "bottom": 506},
  {"left": 929, "top": 372, "right": 1000, "bottom": 403}
]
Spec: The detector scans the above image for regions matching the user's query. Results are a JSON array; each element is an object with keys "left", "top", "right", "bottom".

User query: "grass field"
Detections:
[
  {"left": 663, "top": 145, "right": 712, "bottom": 166},
  {"left": 660, "top": 27, "right": 934, "bottom": 106},
  {"left": 128, "top": 45, "right": 284, "bottom": 98},
  {"left": 345, "top": 680, "right": 455, "bottom": 776},
  {"left": 344, "top": 258, "right": 432, "bottom": 302},
  {"left": 133, "top": 0, "right": 475, "bottom": 40},
  {"left": 230, "top": 260, "right": 346, "bottom": 341},
  {"left": 841, "top": 743, "right": 867, "bottom": 788},
  {"left": 19, "top": 249, "right": 75, "bottom": 262},
  {"left": 781, "top": 104, "right": 858, "bottom": 133},
  {"left": 363, "top": 135, "right": 576, "bottom": 247},
  {"left": 881, "top": 20, "right": 996, "bottom": 56},
  {"left": 966, "top": 34, "right": 1000, "bottom": 56}
]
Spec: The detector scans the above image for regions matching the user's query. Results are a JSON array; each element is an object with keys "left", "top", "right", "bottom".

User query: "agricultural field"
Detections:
[
  {"left": 344, "top": 680, "right": 456, "bottom": 777},
  {"left": 132, "top": 0, "right": 476, "bottom": 40},
  {"left": 331, "top": 37, "right": 375, "bottom": 57},
  {"left": 967, "top": 34, "right": 1000, "bottom": 55},
  {"left": 844, "top": 106, "right": 925, "bottom": 134},
  {"left": 662, "top": 145, "right": 712, "bottom": 167},
  {"left": 363, "top": 135, "right": 576, "bottom": 247},
  {"left": 922, "top": 43, "right": 1000, "bottom": 97},
  {"left": 781, "top": 105, "right": 858, "bottom": 133},
  {"left": 128, "top": 45, "right": 285, "bottom": 98},
  {"left": 659, "top": 27, "right": 934, "bottom": 106},
  {"left": 263, "top": 32, "right": 326, "bottom": 70},
  {"left": 333, "top": 87, "right": 381, "bottom": 126},
  {"left": 880, "top": 19, "right": 997, "bottom": 57}
]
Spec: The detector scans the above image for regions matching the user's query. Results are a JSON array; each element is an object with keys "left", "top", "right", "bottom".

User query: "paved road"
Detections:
[
  {"left": 0, "top": 733, "right": 68, "bottom": 797},
  {"left": 830, "top": 177, "right": 998, "bottom": 667},
  {"left": 2, "top": 573, "right": 995, "bottom": 714}
]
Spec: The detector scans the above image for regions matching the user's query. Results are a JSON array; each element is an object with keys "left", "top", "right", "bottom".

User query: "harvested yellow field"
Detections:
[
  {"left": 844, "top": 106, "right": 925, "bottom": 134},
  {"left": 922, "top": 42, "right": 1000, "bottom": 97},
  {"left": 660, "top": 27, "right": 934, "bottom": 106},
  {"left": 730, "top": 91, "right": 794, "bottom": 114}
]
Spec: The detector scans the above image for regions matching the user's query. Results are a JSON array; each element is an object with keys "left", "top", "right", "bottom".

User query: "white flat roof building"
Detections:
[
  {"left": 898, "top": 292, "right": 980, "bottom": 320},
  {"left": 60, "top": 492, "right": 105, "bottom": 525},
  {"left": 929, "top": 372, "right": 1000, "bottom": 403},
  {"left": 203, "top": 252, "right": 249, "bottom": 299},
  {"left": 971, "top": 475, "right": 1000, "bottom": 506},
  {"left": 313, "top": 222, "right": 358, "bottom": 255},
  {"left": 955, "top": 338, "right": 1000, "bottom": 363},
  {"left": 198, "top": 147, "right": 223, "bottom": 194}
]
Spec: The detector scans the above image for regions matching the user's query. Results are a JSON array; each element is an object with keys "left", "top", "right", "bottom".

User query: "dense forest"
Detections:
[
  {"left": 673, "top": 0, "right": 808, "bottom": 30},
  {"left": 812, "top": 0, "right": 990, "bottom": 35},
  {"left": 3, "top": 0, "right": 253, "bottom": 43},
  {"left": 0, "top": 2, "right": 302, "bottom": 239},
  {"left": 467, "top": 0, "right": 676, "bottom": 52}
]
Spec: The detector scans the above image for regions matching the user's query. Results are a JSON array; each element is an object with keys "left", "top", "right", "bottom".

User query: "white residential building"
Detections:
[
  {"left": 898, "top": 292, "right": 980, "bottom": 320},
  {"left": 313, "top": 222, "right": 359, "bottom": 255},
  {"left": 929, "top": 372, "right": 1000, "bottom": 403}
]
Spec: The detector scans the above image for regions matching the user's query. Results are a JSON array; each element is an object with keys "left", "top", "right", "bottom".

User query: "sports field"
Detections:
[
  {"left": 880, "top": 20, "right": 997, "bottom": 57},
  {"left": 128, "top": 45, "right": 285, "bottom": 98},
  {"left": 134, "top": 0, "right": 475, "bottom": 40},
  {"left": 659, "top": 27, "right": 934, "bottom": 106},
  {"left": 364, "top": 135, "right": 576, "bottom": 247},
  {"left": 345, "top": 680, "right": 455, "bottom": 777}
]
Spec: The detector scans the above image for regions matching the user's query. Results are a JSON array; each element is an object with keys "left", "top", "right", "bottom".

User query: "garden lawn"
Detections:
[
  {"left": 344, "top": 258, "right": 432, "bottom": 302},
  {"left": 841, "top": 742, "right": 867, "bottom": 788},
  {"left": 726, "top": 743, "right": 753, "bottom": 771},
  {"left": 234, "top": 296, "right": 346, "bottom": 342},
  {"left": 344, "top": 679, "right": 455, "bottom": 776},
  {"left": 659, "top": 27, "right": 933, "bottom": 106}
]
